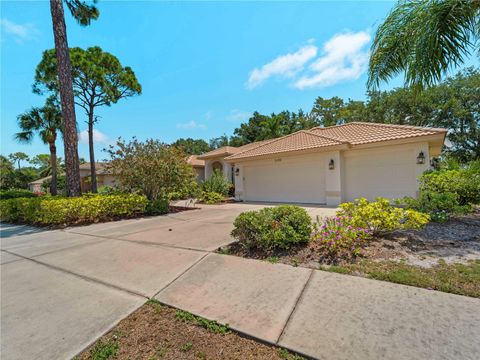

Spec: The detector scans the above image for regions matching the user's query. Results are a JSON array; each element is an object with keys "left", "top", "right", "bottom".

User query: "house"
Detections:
[
  {"left": 187, "top": 155, "right": 206, "bottom": 183},
  {"left": 196, "top": 122, "right": 447, "bottom": 206},
  {"left": 28, "top": 175, "right": 52, "bottom": 193},
  {"left": 79, "top": 162, "right": 117, "bottom": 192}
]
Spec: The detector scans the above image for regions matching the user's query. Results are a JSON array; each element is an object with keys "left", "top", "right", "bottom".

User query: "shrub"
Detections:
[
  {"left": 0, "top": 194, "right": 148, "bottom": 226},
  {"left": 419, "top": 169, "right": 480, "bottom": 206},
  {"left": 402, "top": 191, "right": 472, "bottom": 222},
  {"left": 169, "top": 180, "right": 201, "bottom": 200},
  {"left": 201, "top": 170, "right": 231, "bottom": 197},
  {"left": 41, "top": 175, "right": 66, "bottom": 196},
  {"left": 231, "top": 205, "right": 312, "bottom": 251},
  {"left": 146, "top": 198, "right": 169, "bottom": 215},
  {"left": 337, "top": 198, "right": 430, "bottom": 235},
  {"left": 314, "top": 216, "right": 372, "bottom": 262},
  {"left": 0, "top": 189, "right": 37, "bottom": 199},
  {"left": 199, "top": 191, "right": 224, "bottom": 204},
  {"left": 97, "top": 185, "right": 126, "bottom": 195}
]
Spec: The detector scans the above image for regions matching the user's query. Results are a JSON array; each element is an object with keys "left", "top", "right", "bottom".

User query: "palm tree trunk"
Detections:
[
  {"left": 50, "top": 0, "right": 81, "bottom": 197},
  {"left": 88, "top": 111, "right": 97, "bottom": 193},
  {"left": 49, "top": 141, "right": 57, "bottom": 196}
]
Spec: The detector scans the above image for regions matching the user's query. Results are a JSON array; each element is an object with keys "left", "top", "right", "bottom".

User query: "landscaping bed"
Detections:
[{"left": 77, "top": 300, "right": 304, "bottom": 360}]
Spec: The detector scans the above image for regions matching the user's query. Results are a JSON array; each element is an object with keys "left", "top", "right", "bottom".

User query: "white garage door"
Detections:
[
  {"left": 243, "top": 156, "right": 326, "bottom": 204},
  {"left": 343, "top": 148, "right": 416, "bottom": 202}
]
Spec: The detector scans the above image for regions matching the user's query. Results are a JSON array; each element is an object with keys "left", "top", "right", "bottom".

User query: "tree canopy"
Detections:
[{"left": 172, "top": 138, "right": 212, "bottom": 155}]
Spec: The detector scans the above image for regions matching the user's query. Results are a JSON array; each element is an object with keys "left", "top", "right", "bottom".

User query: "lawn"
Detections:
[{"left": 77, "top": 300, "right": 305, "bottom": 360}]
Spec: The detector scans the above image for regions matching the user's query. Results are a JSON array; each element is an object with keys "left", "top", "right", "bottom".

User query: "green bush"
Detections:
[
  {"left": 419, "top": 169, "right": 480, "bottom": 206},
  {"left": 337, "top": 198, "right": 430, "bottom": 235},
  {"left": 169, "top": 180, "right": 201, "bottom": 200},
  {"left": 97, "top": 185, "right": 126, "bottom": 195},
  {"left": 0, "top": 189, "right": 37, "bottom": 199},
  {"left": 146, "top": 198, "right": 169, "bottom": 215},
  {"left": 315, "top": 216, "right": 372, "bottom": 262},
  {"left": 0, "top": 194, "right": 148, "bottom": 226},
  {"left": 201, "top": 170, "right": 231, "bottom": 197},
  {"left": 199, "top": 191, "right": 224, "bottom": 204},
  {"left": 231, "top": 205, "right": 312, "bottom": 251}
]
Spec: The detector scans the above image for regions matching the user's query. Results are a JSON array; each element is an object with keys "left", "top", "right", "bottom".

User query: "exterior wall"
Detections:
[
  {"left": 324, "top": 151, "right": 342, "bottom": 206},
  {"left": 193, "top": 167, "right": 205, "bottom": 183},
  {"left": 234, "top": 153, "right": 327, "bottom": 204},
  {"left": 204, "top": 158, "right": 233, "bottom": 182},
  {"left": 29, "top": 183, "right": 43, "bottom": 193},
  {"left": 341, "top": 142, "right": 430, "bottom": 202}
]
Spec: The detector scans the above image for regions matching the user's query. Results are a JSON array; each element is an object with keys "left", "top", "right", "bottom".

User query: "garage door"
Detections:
[
  {"left": 243, "top": 156, "right": 326, "bottom": 204},
  {"left": 343, "top": 148, "right": 416, "bottom": 202}
]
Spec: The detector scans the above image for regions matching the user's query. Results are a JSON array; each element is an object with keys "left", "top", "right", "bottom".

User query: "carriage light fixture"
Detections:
[
  {"left": 328, "top": 159, "right": 335, "bottom": 170},
  {"left": 416, "top": 151, "right": 425, "bottom": 164},
  {"left": 235, "top": 168, "right": 240, "bottom": 176}
]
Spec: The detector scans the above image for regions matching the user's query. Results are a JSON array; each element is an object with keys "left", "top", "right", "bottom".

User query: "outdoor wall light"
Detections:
[
  {"left": 416, "top": 151, "right": 425, "bottom": 164},
  {"left": 235, "top": 168, "right": 240, "bottom": 176},
  {"left": 329, "top": 159, "right": 335, "bottom": 170}
]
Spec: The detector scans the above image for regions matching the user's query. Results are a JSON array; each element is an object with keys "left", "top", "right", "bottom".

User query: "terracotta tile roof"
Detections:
[
  {"left": 309, "top": 122, "right": 445, "bottom": 145},
  {"left": 226, "top": 122, "right": 446, "bottom": 161},
  {"left": 187, "top": 155, "right": 205, "bottom": 167},
  {"left": 226, "top": 131, "right": 345, "bottom": 161},
  {"left": 197, "top": 146, "right": 240, "bottom": 159}
]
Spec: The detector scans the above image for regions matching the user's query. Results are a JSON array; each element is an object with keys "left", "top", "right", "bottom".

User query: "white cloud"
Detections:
[
  {"left": 246, "top": 44, "right": 317, "bottom": 89},
  {"left": 1, "top": 18, "right": 38, "bottom": 43},
  {"left": 78, "top": 129, "right": 110, "bottom": 144},
  {"left": 294, "top": 31, "right": 371, "bottom": 89},
  {"left": 227, "top": 109, "right": 251, "bottom": 122},
  {"left": 176, "top": 120, "right": 206, "bottom": 130}
]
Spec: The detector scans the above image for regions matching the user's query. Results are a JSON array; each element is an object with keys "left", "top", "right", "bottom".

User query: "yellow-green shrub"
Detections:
[
  {"left": 0, "top": 194, "right": 148, "bottom": 226},
  {"left": 337, "top": 198, "right": 430, "bottom": 235}
]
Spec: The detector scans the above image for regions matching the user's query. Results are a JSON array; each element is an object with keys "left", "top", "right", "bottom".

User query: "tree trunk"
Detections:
[
  {"left": 49, "top": 141, "right": 58, "bottom": 196},
  {"left": 88, "top": 111, "right": 98, "bottom": 193},
  {"left": 50, "top": 0, "right": 81, "bottom": 197}
]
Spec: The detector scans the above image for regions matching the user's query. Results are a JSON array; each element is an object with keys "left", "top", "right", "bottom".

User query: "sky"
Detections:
[{"left": 1, "top": 0, "right": 478, "bottom": 162}]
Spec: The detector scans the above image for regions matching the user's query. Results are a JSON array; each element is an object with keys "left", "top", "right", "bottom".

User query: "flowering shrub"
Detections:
[
  {"left": 231, "top": 205, "right": 312, "bottom": 251},
  {"left": 338, "top": 198, "right": 430, "bottom": 235},
  {"left": 314, "top": 216, "right": 372, "bottom": 262},
  {"left": 0, "top": 194, "right": 148, "bottom": 226}
]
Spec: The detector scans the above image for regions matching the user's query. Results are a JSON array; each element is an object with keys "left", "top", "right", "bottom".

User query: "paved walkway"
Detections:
[{"left": 1, "top": 204, "right": 479, "bottom": 360}]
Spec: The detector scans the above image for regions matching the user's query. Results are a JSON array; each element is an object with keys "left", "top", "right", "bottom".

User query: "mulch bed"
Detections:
[
  {"left": 77, "top": 302, "right": 302, "bottom": 360},
  {"left": 222, "top": 213, "right": 480, "bottom": 269}
]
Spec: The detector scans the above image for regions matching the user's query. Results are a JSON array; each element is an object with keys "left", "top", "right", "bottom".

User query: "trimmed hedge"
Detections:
[
  {"left": 0, "top": 189, "right": 37, "bottom": 200},
  {"left": 0, "top": 194, "right": 148, "bottom": 226},
  {"left": 231, "top": 205, "right": 312, "bottom": 251}
]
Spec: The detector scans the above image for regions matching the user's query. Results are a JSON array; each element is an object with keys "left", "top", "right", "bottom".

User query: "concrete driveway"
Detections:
[{"left": 2, "top": 203, "right": 479, "bottom": 360}]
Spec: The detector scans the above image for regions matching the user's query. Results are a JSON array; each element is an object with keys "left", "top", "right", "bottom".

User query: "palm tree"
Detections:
[
  {"left": 368, "top": 0, "right": 480, "bottom": 90},
  {"left": 16, "top": 97, "right": 63, "bottom": 195},
  {"left": 49, "top": 0, "right": 98, "bottom": 196}
]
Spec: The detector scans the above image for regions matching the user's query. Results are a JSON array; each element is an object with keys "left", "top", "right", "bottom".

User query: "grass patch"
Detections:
[
  {"left": 175, "top": 310, "right": 230, "bottom": 334},
  {"left": 321, "top": 259, "right": 480, "bottom": 298},
  {"left": 266, "top": 256, "right": 280, "bottom": 264},
  {"left": 89, "top": 339, "right": 118, "bottom": 360},
  {"left": 278, "top": 348, "right": 306, "bottom": 360}
]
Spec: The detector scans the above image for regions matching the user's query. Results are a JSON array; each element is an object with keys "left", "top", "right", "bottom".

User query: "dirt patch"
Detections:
[
  {"left": 222, "top": 214, "right": 480, "bottom": 269},
  {"left": 77, "top": 302, "right": 303, "bottom": 360}
]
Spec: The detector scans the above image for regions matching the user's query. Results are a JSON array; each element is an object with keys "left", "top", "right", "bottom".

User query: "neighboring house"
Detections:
[
  {"left": 187, "top": 155, "right": 206, "bottom": 183},
  {"left": 28, "top": 175, "right": 52, "bottom": 193},
  {"left": 79, "top": 163, "right": 117, "bottom": 192},
  {"left": 197, "top": 122, "right": 446, "bottom": 206},
  {"left": 28, "top": 162, "right": 118, "bottom": 193}
]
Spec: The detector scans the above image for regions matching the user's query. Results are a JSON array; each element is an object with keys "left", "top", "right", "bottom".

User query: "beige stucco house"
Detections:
[{"left": 195, "top": 122, "right": 446, "bottom": 206}]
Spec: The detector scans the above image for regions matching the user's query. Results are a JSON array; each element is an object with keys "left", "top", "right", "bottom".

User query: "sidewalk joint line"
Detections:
[
  {"left": 152, "top": 252, "right": 210, "bottom": 299},
  {"left": 276, "top": 268, "right": 315, "bottom": 345},
  {"left": 2, "top": 249, "right": 148, "bottom": 299}
]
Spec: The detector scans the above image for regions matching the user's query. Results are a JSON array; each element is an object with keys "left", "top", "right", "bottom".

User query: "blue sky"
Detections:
[{"left": 1, "top": 1, "right": 477, "bottom": 161}]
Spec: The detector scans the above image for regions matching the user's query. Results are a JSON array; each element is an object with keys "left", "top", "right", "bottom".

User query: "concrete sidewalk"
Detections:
[{"left": 2, "top": 206, "right": 480, "bottom": 360}]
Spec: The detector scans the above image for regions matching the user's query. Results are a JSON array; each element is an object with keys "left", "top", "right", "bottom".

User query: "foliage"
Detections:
[
  {"left": 41, "top": 175, "right": 67, "bottom": 196},
  {"left": 201, "top": 170, "right": 231, "bottom": 196},
  {"left": 199, "top": 191, "right": 224, "bottom": 204},
  {"left": 0, "top": 194, "right": 148, "bottom": 226},
  {"left": 169, "top": 180, "right": 201, "bottom": 200},
  {"left": 419, "top": 168, "right": 480, "bottom": 206},
  {"left": 231, "top": 206, "right": 312, "bottom": 251},
  {"left": 89, "top": 339, "right": 118, "bottom": 360},
  {"left": 172, "top": 138, "right": 211, "bottom": 155},
  {"left": 106, "top": 138, "right": 196, "bottom": 203},
  {"left": 146, "top": 198, "right": 169, "bottom": 215},
  {"left": 0, "top": 189, "right": 37, "bottom": 200},
  {"left": 368, "top": 0, "right": 479, "bottom": 90},
  {"left": 97, "top": 185, "right": 125, "bottom": 195},
  {"left": 175, "top": 310, "right": 230, "bottom": 334},
  {"left": 8, "top": 152, "right": 29, "bottom": 170},
  {"left": 314, "top": 216, "right": 372, "bottom": 262},
  {"left": 337, "top": 198, "right": 430, "bottom": 235},
  {"left": 324, "top": 259, "right": 480, "bottom": 299}
]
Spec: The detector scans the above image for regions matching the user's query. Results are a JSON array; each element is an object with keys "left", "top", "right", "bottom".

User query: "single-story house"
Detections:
[
  {"left": 28, "top": 162, "right": 117, "bottom": 193},
  {"left": 195, "top": 122, "right": 447, "bottom": 206}
]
